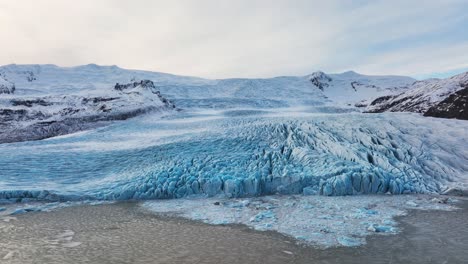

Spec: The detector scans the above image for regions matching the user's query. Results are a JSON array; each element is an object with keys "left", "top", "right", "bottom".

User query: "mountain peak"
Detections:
[
  {"left": 307, "top": 71, "right": 332, "bottom": 91},
  {"left": 308, "top": 71, "right": 328, "bottom": 77},
  {"left": 340, "top": 70, "right": 360, "bottom": 77}
]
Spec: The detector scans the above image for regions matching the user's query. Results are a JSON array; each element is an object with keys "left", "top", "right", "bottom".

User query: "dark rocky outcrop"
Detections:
[
  {"left": 0, "top": 80, "right": 15, "bottom": 94},
  {"left": 81, "top": 97, "right": 120, "bottom": 104},
  {"left": 115, "top": 80, "right": 157, "bottom": 92},
  {"left": 0, "top": 107, "right": 165, "bottom": 143},
  {"left": 365, "top": 95, "right": 424, "bottom": 113},
  {"left": 354, "top": 101, "right": 368, "bottom": 108},
  {"left": 364, "top": 72, "right": 468, "bottom": 119},
  {"left": 0, "top": 79, "right": 178, "bottom": 143},
  {"left": 309, "top": 71, "right": 332, "bottom": 91},
  {"left": 0, "top": 109, "right": 49, "bottom": 123},
  {"left": 424, "top": 87, "right": 468, "bottom": 120},
  {"left": 350, "top": 81, "right": 378, "bottom": 92},
  {"left": 369, "top": 95, "right": 393, "bottom": 106},
  {"left": 115, "top": 80, "right": 176, "bottom": 109},
  {"left": 11, "top": 99, "right": 52, "bottom": 107}
]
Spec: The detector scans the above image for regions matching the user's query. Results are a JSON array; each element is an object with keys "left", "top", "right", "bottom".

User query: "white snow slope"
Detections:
[
  {"left": 0, "top": 64, "right": 414, "bottom": 108},
  {"left": 366, "top": 71, "right": 468, "bottom": 113}
]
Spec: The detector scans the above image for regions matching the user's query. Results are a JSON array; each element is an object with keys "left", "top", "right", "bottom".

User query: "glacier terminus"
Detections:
[{"left": 0, "top": 64, "right": 467, "bottom": 249}]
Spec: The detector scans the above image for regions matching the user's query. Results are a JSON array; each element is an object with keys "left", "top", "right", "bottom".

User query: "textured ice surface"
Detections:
[
  {"left": 0, "top": 109, "right": 466, "bottom": 202},
  {"left": 142, "top": 194, "right": 457, "bottom": 247}
]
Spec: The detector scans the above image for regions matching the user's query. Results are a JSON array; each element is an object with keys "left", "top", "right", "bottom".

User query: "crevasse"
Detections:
[{"left": 0, "top": 113, "right": 466, "bottom": 202}]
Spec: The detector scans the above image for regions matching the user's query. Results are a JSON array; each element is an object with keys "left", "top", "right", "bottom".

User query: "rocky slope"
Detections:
[
  {"left": 0, "top": 80, "right": 176, "bottom": 143},
  {"left": 424, "top": 85, "right": 468, "bottom": 119},
  {"left": 365, "top": 72, "right": 468, "bottom": 119},
  {"left": 306, "top": 71, "right": 414, "bottom": 107},
  {"left": 0, "top": 76, "right": 15, "bottom": 94}
]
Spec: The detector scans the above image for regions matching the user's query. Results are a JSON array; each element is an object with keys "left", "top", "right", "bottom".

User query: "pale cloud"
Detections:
[
  {"left": 354, "top": 42, "right": 468, "bottom": 76},
  {"left": 0, "top": 0, "right": 466, "bottom": 78}
]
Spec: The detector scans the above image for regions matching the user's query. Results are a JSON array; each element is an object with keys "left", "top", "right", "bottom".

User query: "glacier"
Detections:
[
  {"left": 0, "top": 109, "right": 466, "bottom": 202},
  {"left": 1, "top": 64, "right": 467, "bottom": 249}
]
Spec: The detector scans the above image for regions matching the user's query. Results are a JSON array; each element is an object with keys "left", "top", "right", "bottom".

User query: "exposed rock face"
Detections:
[
  {"left": 365, "top": 72, "right": 468, "bottom": 119},
  {"left": 308, "top": 71, "right": 332, "bottom": 91},
  {"left": 350, "top": 81, "right": 378, "bottom": 92},
  {"left": 424, "top": 86, "right": 468, "bottom": 120},
  {"left": 0, "top": 76, "right": 15, "bottom": 94},
  {"left": 0, "top": 80, "right": 177, "bottom": 143},
  {"left": 115, "top": 80, "right": 176, "bottom": 109},
  {"left": 0, "top": 107, "right": 158, "bottom": 143},
  {"left": 354, "top": 101, "right": 368, "bottom": 108},
  {"left": 0, "top": 109, "right": 49, "bottom": 123},
  {"left": 11, "top": 99, "right": 52, "bottom": 107},
  {"left": 365, "top": 94, "right": 426, "bottom": 113},
  {"left": 115, "top": 80, "right": 156, "bottom": 91},
  {"left": 25, "top": 70, "right": 36, "bottom": 82}
]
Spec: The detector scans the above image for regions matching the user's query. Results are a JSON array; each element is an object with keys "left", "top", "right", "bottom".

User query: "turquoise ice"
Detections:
[{"left": 1, "top": 110, "right": 466, "bottom": 202}]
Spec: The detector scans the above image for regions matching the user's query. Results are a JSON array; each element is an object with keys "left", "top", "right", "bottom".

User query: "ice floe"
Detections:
[{"left": 142, "top": 194, "right": 458, "bottom": 248}]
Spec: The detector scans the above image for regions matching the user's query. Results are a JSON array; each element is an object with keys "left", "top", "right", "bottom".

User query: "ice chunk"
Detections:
[
  {"left": 143, "top": 194, "right": 456, "bottom": 248},
  {"left": 62, "top": 242, "right": 82, "bottom": 248},
  {"left": 338, "top": 236, "right": 362, "bottom": 247}
]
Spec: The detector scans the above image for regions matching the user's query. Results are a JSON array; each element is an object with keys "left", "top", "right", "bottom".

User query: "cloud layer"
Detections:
[{"left": 0, "top": 0, "right": 467, "bottom": 78}]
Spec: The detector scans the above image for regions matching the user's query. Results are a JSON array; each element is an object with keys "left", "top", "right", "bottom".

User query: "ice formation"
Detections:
[
  {"left": 0, "top": 110, "right": 466, "bottom": 202},
  {"left": 142, "top": 194, "right": 457, "bottom": 247},
  {"left": 0, "top": 64, "right": 467, "bottom": 248},
  {"left": 0, "top": 64, "right": 466, "bottom": 202}
]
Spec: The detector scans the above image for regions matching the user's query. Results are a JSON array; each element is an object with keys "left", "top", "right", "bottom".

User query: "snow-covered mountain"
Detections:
[
  {"left": 0, "top": 79, "right": 176, "bottom": 143},
  {"left": 307, "top": 70, "right": 414, "bottom": 106},
  {"left": 0, "top": 63, "right": 465, "bottom": 143},
  {"left": 157, "top": 70, "right": 414, "bottom": 109},
  {"left": 366, "top": 72, "right": 468, "bottom": 119},
  {"left": 424, "top": 85, "right": 468, "bottom": 119},
  {"left": 0, "top": 64, "right": 209, "bottom": 96},
  {"left": 0, "top": 64, "right": 415, "bottom": 107}
]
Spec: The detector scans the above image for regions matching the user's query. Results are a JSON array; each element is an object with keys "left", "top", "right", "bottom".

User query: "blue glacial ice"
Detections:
[
  {"left": 0, "top": 109, "right": 467, "bottom": 202},
  {"left": 142, "top": 194, "right": 457, "bottom": 247}
]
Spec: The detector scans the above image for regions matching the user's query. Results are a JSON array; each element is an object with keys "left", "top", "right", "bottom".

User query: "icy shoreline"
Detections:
[
  {"left": 142, "top": 194, "right": 458, "bottom": 248},
  {"left": 1, "top": 195, "right": 466, "bottom": 263},
  {"left": 0, "top": 193, "right": 459, "bottom": 248}
]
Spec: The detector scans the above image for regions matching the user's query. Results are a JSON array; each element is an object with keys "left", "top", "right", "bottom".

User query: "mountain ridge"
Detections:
[{"left": 0, "top": 64, "right": 466, "bottom": 143}]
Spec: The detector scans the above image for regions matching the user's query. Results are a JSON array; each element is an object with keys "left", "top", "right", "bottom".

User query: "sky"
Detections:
[{"left": 0, "top": 0, "right": 467, "bottom": 79}]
